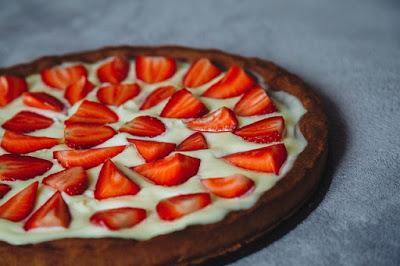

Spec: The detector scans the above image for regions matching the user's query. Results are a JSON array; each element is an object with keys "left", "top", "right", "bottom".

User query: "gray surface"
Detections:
[{"left": 1, "top": 0, "right": 399, "bottom": 265}]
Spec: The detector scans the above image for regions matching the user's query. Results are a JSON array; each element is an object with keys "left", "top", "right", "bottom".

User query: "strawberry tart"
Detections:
[{"left": 0, "top": 46, "right": 327, "bottom": 265}]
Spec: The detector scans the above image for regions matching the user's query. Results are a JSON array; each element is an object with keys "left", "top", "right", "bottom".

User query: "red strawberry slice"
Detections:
[
  {"left": 90, "top": 207, "right": 146, "bottom": 230},
  {"left": 54, "top": 146, "right": 126, "bottom": 169},
  {"left": 156, "top": 193, "right": 211, "bottom": 221},
  {"left": 23, "top": 92, "right": 65, "bottom": 112},
  {"left": 42, "top": 167, "right": 88, "bottom": 196},
  {"left": 97, "top": 83, "right": 140, "bottom": 106},
  {"left": 24, "top": 191, "right": 71, "bottom": 231},
  {"left": 0, "top": 184, "right": 11, "bottom": 199},
  {"left": 201, "top": 174, "right": 254, "bottom": 198},
  {"left": 1, "top": 130, "right": 60, "bottom": 154},
  {"left": 64, "top": 123, "right": 116, "bottom": 149},
  {"left": 176, "top": 132, "right": 208, "bottom": 151},
  {"left": 160, "top": 89, "right": 208, "bottom": 119},
  {"left": 222, "top": 144, "right": 287, "bottom": 174},
  {"left": 94, "top": 160, "right": 140, "bottom": 200},
  {"left": 2, "top": 111, "right": 53, "bottom": 133},
  {"left": 64, "top": 76, "right": 95, "bottom": 105},
  {"left": 97, "top": 56, "right": 130, "bottom": 84},
  {"left": 119, "top": 115, "right": 165, "bottom": 138},
  {"left": 183, "top": 58, "right": 221, "bottom": 88},
  {"left": 0, "top": 75, "right": 27, "bottom": 107},
  {"left": 234, "top": 116, "right": 285, "bottom": 144},
  {"left": 0, "top": 182, "right": 38, "bottom": 222},
  {"left": 202, "top": 65, "right": 255, "bottom": 99},
  {"left": 135, "top": 55, "right": 176, "bottom": 84},
  {"left": 0, "top": 154, "right": 53, "bottom": 181},
  {"left": 139, "top": 85, "right": 176, "bottom": 110},
  {"left": 186, "top": 107, "right": 238, "bottom": 132},
  {"left": 234, "top": 85, "right": 277, "bottom": 116},
  {"left": 132, "top": 153, "right": 200, "bottom": 186},
  {"left": 41, "top": 64, "right": 87, "bottom": 90},
  {"left": 65, "top": 100, "right": 119, "bottom": 125},
  {"left": 128, "top": 138, "right": 176, "bottom": 162}
]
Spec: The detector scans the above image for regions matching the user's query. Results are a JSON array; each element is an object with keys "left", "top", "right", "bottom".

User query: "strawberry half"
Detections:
[
  {"left": 202, "top": 65, "right": 255, "bottom": 99},
  {"left": 97, "top": 56, "right": 130, "bottom": 84},
  {"left": 132, "top": 153, "right": 200, "bottom": 186},
  {"left": 139, "top": 85, "right": 176, "bottom": 110},
  {"left": 234, "top": 85, "right": 276, "bottom": 116},
  {"left": 53, "top": 145, "right": 126, "bottom": 169},
  {"left": 0, "top": 184, "right": 11, "bottom": 199},
  {"left": 24, "top": 191, "right": 71, "bottom": 231},
  {"left": 135, "top": 55, "right": 176, "bottom": 84},
  {"left": 176, "top": 132, "right": 208, "bottom": 152},
  {"left": 183, "top": 58, "right": 221, "bottom": 88},
  {"left": 119, "top": 115, "right": 165, "bottom": 138},
  {"left": 0, "top": 75, "right": 28, "bottom": 107},
  {"left": 65, "top": 100, "right": 119, "bottom": 125},
  {"left": 0, "top": 182, "right": 38, "bottom": 222},
  {"left": 94, "top": 160, "right": 140, "bottom": 200},
  {"left": 0, "top": 154, "right": 53, "bottom": 181},
  {"left": 234, "top": 116, "right": 285, "bottom": 144},
  {"left": 156, "top": 193, "right": 211, "bottom": 221},
  {"left": 201, "top": 174, "right": 254, "bottom": 198},
  {"left": 42, "top": 166, "right": 88, "bottom": 196},
  {"left": 97, "top": 83, "right": 140, "bottom": 106},
  {"left": 222, "top": 144, "right": 287, "bottom": 174},
  {"left": 2, "top": 111, "right": 53, "bottom": 133},
  {"left": 64, "top": 76, "right": 95, "bottom": 105},
  {"left": 186, "top": 107, "right": 238, "bottom": 132},
  {"left": 90, "top": 207, "right": 146, "bottom": 230},
  {"left": 41, "top": 64, "right": 87, "bottom": 90},
  {"left": 23, "top": 92, "right": 65, "bottom": 112},
  {"left": 128, "top": 138, "right": 176, "bottom": 162},
  {"left": 160, "top": 89, "right": 208, "bottom": 119},
  {"left": 64, "top": 123, "right": 116, "bottom": 149},
  {"left": 1, "top": 130, "right": 60, "bottom": 154}
]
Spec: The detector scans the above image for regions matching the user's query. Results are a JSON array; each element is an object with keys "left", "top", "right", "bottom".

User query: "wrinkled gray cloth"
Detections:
[{"left": 0, "top": 0, "right": 399, "bottom": 265}]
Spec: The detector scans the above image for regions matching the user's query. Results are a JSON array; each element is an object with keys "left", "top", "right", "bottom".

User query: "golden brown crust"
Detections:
[{"left": 0, "top": 45, "right": 328, "bottom": 266}]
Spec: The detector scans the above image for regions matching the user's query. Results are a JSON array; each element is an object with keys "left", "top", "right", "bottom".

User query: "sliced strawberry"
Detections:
[
  {"left": 128, "top": 138, "right": 176, "bottom": 162},
  {"left": 0, "top": 184, "right": 11, "bottom": 199},
  {"left": 119, "top": 115, "right": 165, "bottom": 138},
  {"left": 176, "top": 132, "right": 208, "bottom": 152},
  {"left": 64, "top": 76, "right": 95, "bottom": 105},
  {"left": 202, "top": 65, "right": 255, "bottom": 99},
  {"left": 160, "top": 89, "right": 208, "bottom": 119},
  {"left": 23, "top": 92, "right": 65, "bottom": 112},
  {"left": 90, "top": 207, "right": 146, "bottom": 230},
  {"left": 222, "top": 144, "right": 287, "bottom": 174},
  {"left": 2, "top": 111, "right": 53, "bottom": 133},
  {"left": 201, "top": 174, "right": 254, "bottom": 198},
  {"left": 24, "top": 191, "right": 71, "bottom": 231},
  {"left": 0, "top": 182, "right": 38, "bottom": 222},
  {"left": 65, "top": 123, "right": 116, "bottom": 149},
  {"left": 139, "top": 85, "right": 176, "bottom": 110},
  {"left": 1, "top": 130, "right": 60, "bottom": 154},
  {"left": 156, "top": 193, "right": 211, "bottom": 221},
  {"left": 234, "top": 85, "right": 276, "bottom": 116},
  {"left": 41, "top": 64, "right": 87, "bottom": 90},
  {"left": 97, "top": 83, "right": 140, "bottom": 106},
  {"left": 0, "top": 154, "right": 52, "bottom": 181},
  {"left": 234, "top": 116, "right": 285, "bottom": 144},
  {"left": 0, "top": 75, "right": 28, "bottom": 107},
  {"left": 183, "top": 58, "right": 221, "bottom": 88},
  {"left": 42, "top": 167, "right": 88, "bottom": 196},
  {"left": 186, "top": 107, "right": 238, "bottom": 132},
  {"left": 135, "top": 55, "right": 176, "bottom": 84},
  {"left": 65, "top": 100, "right": 119, "bottom": 125},
  {"left": 132, "top": 153, "right": 200, "bottom": 186},
  {"left": 53, "top": 146, "right": 126, "bottom": 169},
  {"left": 97, "top": 56, "right": 130, "bottom": 84},
  {"left": 94, "top": 160, "right": 140, "bottom": 200}
]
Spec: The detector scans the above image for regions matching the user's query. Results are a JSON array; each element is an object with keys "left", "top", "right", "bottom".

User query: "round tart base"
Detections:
[{"left": 0, "top": 46, "right": 328, "bottom": 266}]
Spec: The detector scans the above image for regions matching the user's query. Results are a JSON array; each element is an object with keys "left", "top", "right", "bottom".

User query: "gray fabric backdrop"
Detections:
[{"left": 0, "top": 0, "right": 399, "bottom": 265}]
